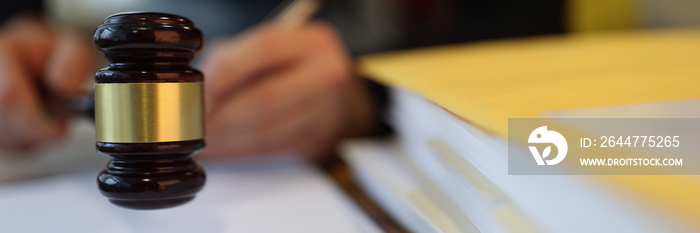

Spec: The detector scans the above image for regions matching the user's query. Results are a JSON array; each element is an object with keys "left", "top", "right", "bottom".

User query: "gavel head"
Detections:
[{"left": 93, "top": 12, "right": 206, "bottom": 210}]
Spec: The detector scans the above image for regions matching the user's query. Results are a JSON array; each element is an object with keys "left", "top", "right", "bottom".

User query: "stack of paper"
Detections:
[{"left": 342, "top": 29, "right": 700, "bottom": 233}]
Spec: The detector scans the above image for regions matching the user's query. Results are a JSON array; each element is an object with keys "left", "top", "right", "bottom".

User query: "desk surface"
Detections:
[{"left": 0, "top": 121, "right": 401, "bottom": 233}]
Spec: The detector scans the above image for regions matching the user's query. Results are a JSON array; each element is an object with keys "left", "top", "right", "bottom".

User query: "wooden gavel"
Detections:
[{"left": 67, "top": 12, "right": 207, "bottom": 210}]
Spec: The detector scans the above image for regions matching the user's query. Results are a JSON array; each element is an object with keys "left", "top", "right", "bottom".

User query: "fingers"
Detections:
[
  {"left": 203, "top": 59, "right": 328, "bottom": 155},
  {"left": 0, "top": 16, "right": 55, "bottom": 74},
  {"left": 272, "top": 89, "right": 342, "bottom": 158},
  {"left": 2, "top": 17, "right": 93, "bottom": 97},
  {"left": 44, "top": 29, "right": 94, "bottom": 97},
  {"left": 200, "top": 23, "right": 306, "bottom": 111},
  {"left": 201, "top": 21, "right": 350, "bottom": 110},
  {"left": 199, "top": 20, "right": 353, "bottom": 159},
  {"left": 203, "top": 87, "right": 339, "bottom": 158},
  {"left": 0, "top": 17, "right": 87, "bottom": 150},
  {"left": 208, "top": 47, "right": 328, "bottom": 122},
  {"left": 298, "top": 22, "right": 352, "bottom": 88},
  {"left": 0, "top": 39, "right": 62, "bottom": 150}
]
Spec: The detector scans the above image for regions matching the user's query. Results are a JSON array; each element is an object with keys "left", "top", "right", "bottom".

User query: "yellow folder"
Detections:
[{"left": 359, "top": 29, "right": 700, "bottom": 228}]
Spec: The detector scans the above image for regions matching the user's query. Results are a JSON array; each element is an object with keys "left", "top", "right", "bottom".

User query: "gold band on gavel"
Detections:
[{"left": 94, "top": 82, "right": 205, "bottom": 143}]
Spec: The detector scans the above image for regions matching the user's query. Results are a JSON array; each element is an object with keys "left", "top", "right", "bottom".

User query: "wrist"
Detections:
[{"left": 341, "top": 76, "right": 392, "bottom": 138}]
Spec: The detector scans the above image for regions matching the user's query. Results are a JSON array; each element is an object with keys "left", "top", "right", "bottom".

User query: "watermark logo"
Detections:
[
  {"left": 510, "top": 119, "right": 693, "bottom": 175},
  {"left": 528, "top": 126, "right": 568, "bottom": 165}
]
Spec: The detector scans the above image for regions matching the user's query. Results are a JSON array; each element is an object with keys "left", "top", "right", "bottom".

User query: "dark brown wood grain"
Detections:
[{"left": 94, "top": 12, "right": 206, "bottom": 210}]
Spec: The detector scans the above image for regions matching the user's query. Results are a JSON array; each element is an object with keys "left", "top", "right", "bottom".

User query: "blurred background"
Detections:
[
  {"left": 7, "top": 0, "right": 700, "bottom": 56},
  {"left": 0, "top": 0, "right": 699, "bottom": 206},
  {"left": 0, "top": 1, "right": 699, "bottom": 232},
  {"left": 0, "top": 0, "right": 699, "bottom": 199}
]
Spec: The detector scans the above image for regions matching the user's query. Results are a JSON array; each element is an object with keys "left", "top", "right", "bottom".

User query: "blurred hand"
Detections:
[
  {"left": 0, "top": 15, "right": 93, "bottom": 151},
  {"left": 200, "top": 22, "right": 374, "bottom": 159}
]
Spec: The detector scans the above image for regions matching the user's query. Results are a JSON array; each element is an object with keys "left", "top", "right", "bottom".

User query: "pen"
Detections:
[{"left": 268, "top": 0, "right": 322, "bottom": 30}]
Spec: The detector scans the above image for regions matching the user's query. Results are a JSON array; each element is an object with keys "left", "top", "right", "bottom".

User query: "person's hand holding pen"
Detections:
[
  {"left": 0, "top": 15, "right": 94, "bottom": 152},
  {"left": 200, "top": 0, "right": 378, "bottom": 158}
]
